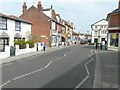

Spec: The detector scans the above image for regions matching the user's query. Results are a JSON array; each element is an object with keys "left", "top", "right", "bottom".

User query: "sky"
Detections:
[{"left": 0, "top": 0, "right": 118, "bottom": 34}]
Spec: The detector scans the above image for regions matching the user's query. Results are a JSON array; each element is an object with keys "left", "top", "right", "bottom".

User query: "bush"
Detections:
[
  {"left": 26, "top": 40, "right": 34, "bottom": 48},
  {"left": 14, "top": 39, "right": 26, "bottom": 49}
]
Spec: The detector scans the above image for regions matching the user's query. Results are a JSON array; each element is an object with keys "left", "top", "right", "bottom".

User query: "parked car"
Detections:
[{"left": 80, "top": 40, "right": 87, "bottom": 44}]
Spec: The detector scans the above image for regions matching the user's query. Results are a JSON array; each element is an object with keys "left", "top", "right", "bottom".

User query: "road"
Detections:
[{"left": 1, "top": 45, "right": 96, "bottom": 88}]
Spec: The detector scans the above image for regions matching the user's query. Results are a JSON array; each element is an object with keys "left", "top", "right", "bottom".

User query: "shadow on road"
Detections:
[{"left": 42, "top": 55, "right": 96, "bottom": 88}]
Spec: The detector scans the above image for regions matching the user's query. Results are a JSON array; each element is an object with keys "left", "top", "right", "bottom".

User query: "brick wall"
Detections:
[
  {"left": 19, "top": 6, "right": 50, "bottom": 46},
  {"left": 109, "top": 14, "right": 120, "bottom": 27}
]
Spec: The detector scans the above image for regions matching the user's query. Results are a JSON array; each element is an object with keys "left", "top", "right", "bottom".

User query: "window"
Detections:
[
  {"left": 110, "top": 33, "right": 118, "bottom": 47},
  {"left": 0, "top": 38, "right": 9, "bottom": 52},
  {"left": 0, "top": 17, "right": 7, "bottom": 30},
  {"left": 15, "top": 21, "right": 21, "bottom": 31},
  {"left": 94, "top": 31, "right": 97, "bottom": 36}
]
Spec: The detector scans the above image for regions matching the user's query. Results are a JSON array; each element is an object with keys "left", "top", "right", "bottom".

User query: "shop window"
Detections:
[{"left": 110, "top": 33, "right": 118, "bottom": 47}]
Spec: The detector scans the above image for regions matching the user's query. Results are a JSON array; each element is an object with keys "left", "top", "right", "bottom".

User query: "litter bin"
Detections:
[{"left": 10, "top": 46, "right": 16, "bottom": 56}]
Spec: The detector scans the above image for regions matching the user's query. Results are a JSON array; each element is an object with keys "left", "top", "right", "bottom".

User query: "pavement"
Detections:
[
  {"left": 93, "top": 49, "right": 119, "bottom": 89},
  {"left": 0, "top": 45, "right": 67, "bottom": 65}
]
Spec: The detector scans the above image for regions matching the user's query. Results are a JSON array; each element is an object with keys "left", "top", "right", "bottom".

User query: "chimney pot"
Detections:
[
  {"left": 23, "top": 2, "right": 27, "bottom": 14},
  {"left": 37, "top": 1, "right": 42, "bottom": 12}
]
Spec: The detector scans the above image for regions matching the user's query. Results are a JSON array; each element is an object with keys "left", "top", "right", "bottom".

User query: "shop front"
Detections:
[{"left": 108, "top": 30, "right": 120, "bottom": 51}]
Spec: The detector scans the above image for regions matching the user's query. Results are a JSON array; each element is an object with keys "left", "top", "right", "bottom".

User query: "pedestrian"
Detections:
[
  {"left": 95, "top": 42, "right": 98, "bottom": 49},
  {"left": 43, "top": 42, "right": 46, "bottom": 51},
  {"left": 101, "top": 40, "right": 105, "bottom": 50},
  {"left": 105, "top": 40, "right": 107, "bottom": 50}
]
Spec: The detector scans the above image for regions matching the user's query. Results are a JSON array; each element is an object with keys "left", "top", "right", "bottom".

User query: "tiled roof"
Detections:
[{"left": 0, "top": 13, "right": 32, "bottom": 24}]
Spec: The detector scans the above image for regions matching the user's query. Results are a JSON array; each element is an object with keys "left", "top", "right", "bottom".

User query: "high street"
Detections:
[
  {"left": 0, "top": 45, "right": 119, "bottom": 89},
  {"left": 1, "top": 45, "right": 96, "bottom": 88}
]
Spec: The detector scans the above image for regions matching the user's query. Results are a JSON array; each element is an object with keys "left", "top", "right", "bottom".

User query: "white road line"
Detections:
[
  {"left": 45, "top": 61, "right": 53, "bottom": 68},
  {"left": 0, "top": 80, "right": 11, "bottom": 88},
  {"left": 13, "top": 68, "right": 45, "bottom": 80},
  {"left": 74, "top": 75, "right": 89, "bottom": 89},
  {"left": 74, "top": 49, "right": 94, "bottom": 88},
  {"left": 1, "top": 50, "right": 73, "bottom": 87}
]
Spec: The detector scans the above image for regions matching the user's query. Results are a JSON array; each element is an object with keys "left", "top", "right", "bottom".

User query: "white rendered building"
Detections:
[
  {"left": 0, "top": 13, "right": 32, "bottom": 52},
  {"left": 91, "top": 19, "right": 108, "bottom": 44}
]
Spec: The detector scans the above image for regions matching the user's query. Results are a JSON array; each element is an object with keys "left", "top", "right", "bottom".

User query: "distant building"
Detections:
[
  {"left": 79, "top": 33, "right": 86, "bottom": 41},
  {"left": 91, "top": 19, "right": 108, "bottom": 43},
  {"left": 72, "top": 31, "right": 80, "bottom": 44},
  {"left": 0, "top": 13, "right": 32, "bottom": 52},
  {"left": 106, "top": 0, "right": 120, "bottom": 51}
]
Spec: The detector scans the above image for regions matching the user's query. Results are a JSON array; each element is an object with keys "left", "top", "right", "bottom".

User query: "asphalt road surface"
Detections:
[{"left": 1, "top": 45, "right": 96, "bottom": 89}]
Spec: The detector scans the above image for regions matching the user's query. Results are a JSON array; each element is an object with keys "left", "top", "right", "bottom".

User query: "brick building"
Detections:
[
  {"left": 43, "top": 6, "right": 66, "bottom": 46},
  {"left": 107, "top": 0, "right": 120, "bottom": 51},
  {"left": 19, "top": 1, "right": 51, "bottom": 46},
  {"left": 19, "top": 1, "right": 66, "bottom": 47}
]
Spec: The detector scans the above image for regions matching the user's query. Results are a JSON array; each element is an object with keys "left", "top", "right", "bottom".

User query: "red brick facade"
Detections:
[
  {"left": 108, "top": 14, "right": 120, "bottom": 27},
  {"left": 19, "top": 2, "right": 51, "bottom": 46}
]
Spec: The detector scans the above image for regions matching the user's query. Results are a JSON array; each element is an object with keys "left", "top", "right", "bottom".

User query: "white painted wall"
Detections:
[
  {"left": 0, "top": 46, "right": 10, "bottom": 59},
  {"left": 0, "top": 18, "right": 31, "bottom": 47},
  {"left": 91, "top": 19, "right": 108, "bottom": 43}
]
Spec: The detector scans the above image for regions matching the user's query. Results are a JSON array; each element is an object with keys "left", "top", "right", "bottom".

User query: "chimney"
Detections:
[
  {"left": 118, "top": 0, "right": 120, "bottom": 10},
  {"left": 22, "top": 2, "right": 27, "bottom": 14},
  {"left": 37, "top": 0, "right": 42, "bottom": 12}
]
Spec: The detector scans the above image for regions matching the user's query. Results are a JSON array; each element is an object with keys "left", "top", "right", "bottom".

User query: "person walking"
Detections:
[
  {"left": 105, "top": 40, "right": 107, "bottom": 50},
  {"left": 43, "top": 42, "right": 46, "bottom": 51},
  {"left": 101, "top": 40, "right": 105, "bottom": 50},
  {"left": 95, "top": 42, "right": 98, "bottom": 49}
]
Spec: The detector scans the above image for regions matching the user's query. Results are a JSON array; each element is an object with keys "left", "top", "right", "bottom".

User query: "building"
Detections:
[
  {"left": 19, "top": 2, "right": 51, "bottom": 46},
  {"left": 106, "top": 0, "right": 120, "bottom": 51},
  {"left": 20, "top": 1, "right": 66, "bottom": 47},
  {"left": 65, "top": 20, "right": 73, "bottom": 43},
  {"left": 0, "top": 13, "right": 32, "bottom": 52},
  {"left": 72, "top": 31, "right": 80, "bottom": 44},
  {"left": 91, "top": 19, "right": 108, "bottom": 44},
  {"left": 43, "top": 6, "right": 66, "bottom": 46}
]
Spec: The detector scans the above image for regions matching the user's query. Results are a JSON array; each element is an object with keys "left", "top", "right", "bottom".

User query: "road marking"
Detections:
[
  {"left": 74, "top": 49, "right": 94, "bottom": 88},
  {"left": 45, "top": 61, "right": 53, "bottom": 68},
  {"left": 74, "top": 75, "right": 89, "bottom": 89},
  {"left": 1, "top": 50, "right": 72, "bottom": 87},
  {"left": 0, "top": 80, "right": 11, "bottom": 88},
  {"left": 13, "top": 68, "right": 45, "bottom": 80}
]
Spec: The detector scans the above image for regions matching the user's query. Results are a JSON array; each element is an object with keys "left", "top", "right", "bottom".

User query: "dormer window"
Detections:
[
  {"left": 15, "top": 21, "right": 21, "bottom": 31},
  {"left": 0, "top": 17, "right": 7, "bottom": 30}
]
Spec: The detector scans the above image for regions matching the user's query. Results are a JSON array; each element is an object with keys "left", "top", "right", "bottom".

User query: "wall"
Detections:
[
  {"left": 0, "top": 18, "right": 31, "bottom": 46},
  {"left": 15, "top": 43, "right": 43, "bottom": 56},
  {"left": 0, "top": 46, "right": 10, "bottom": 59},
  {"left": 109, "top": 14, "right": 120, "bottom": 27}
]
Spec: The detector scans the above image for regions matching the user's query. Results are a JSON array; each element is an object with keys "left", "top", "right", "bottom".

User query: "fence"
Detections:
[
  {"left": 0, "top": 46, "right": 10, "bottom": 59},
  {"left": 0, "top": 42, "right": 43, "bottom": 60},
  {"left": 15, "top": 43, "right": 43, "bottom": 56}
]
